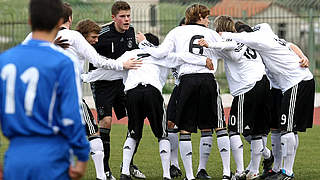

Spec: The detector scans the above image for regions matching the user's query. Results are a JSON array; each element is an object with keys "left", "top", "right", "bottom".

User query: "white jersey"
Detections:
[
  {"left": 221, "top": 23, "right": 313, "bottom": 92},
  {"left": 82, "top": 49, "right": 207, "bottom": 93},
  {"left": 139, "top": 24, "right": 222, "bottom": 77},
  {"left": 23, "top": 30, "right": 123, "bottom": 73},
  {"left": 207, "top": 39, "right": 266, "bottom": 96}
]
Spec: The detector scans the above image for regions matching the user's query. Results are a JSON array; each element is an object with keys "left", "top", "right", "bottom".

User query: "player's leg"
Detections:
[
  {"left": 91, "top": 81, "right": 115, "bottom": 180},
  {"left": 229, "top": 131, "right": 245, "bottom": 179},
  {"left": 196, "top": 129, "right": 213, "bottom": 179},
  {"left": 120, "top": 87, "right": 145, "bottom": 180},
  {"left": 81, "top": 99, "right": 106, "bottom": 180}
]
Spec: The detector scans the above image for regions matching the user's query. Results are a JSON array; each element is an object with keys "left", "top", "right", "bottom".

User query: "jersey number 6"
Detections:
[{"left": 189, "top": 35, "right": 204, "bottom": 55}]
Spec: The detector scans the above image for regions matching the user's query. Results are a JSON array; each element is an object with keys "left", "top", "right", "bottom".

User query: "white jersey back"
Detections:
[
  {"left": 139, "top": 24, "right": 222, "bottom": 76},
  {"left": 213, "top": 40, "right": 265, "bottom": 96},
  {"left": 221, "top": 23, "right": 313, "bottom": 92}
]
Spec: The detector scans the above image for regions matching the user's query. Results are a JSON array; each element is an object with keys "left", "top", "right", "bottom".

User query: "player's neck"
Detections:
[
  {"left": 60, "top": 23, "right": 70, "bottom": 30},
  {"left": 32, "top": 30, "right": 58, "bottom": 42},
  {"left": 114, "top": 24, "right": 125, "bottom": 33}
]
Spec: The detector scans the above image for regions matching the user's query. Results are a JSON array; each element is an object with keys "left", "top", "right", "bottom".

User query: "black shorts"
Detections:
[
  {"left": 126, "top": 84, "right": 167, "bottom": 140},
  {"left": 280, "top": 79, "right": 315, "bottom": 132},
  {"left": 167, "top": 85, "right": 180, "bottom": 123},
  {"left": 228, "top": 76, "right": 271, "bottom": 135},
  {"left": 90, "top": 79, "right": 127, "bottom": 120},
  {"left": 81, "top": 99, "right": 99, "bottom": 136},
  {"left": 176, "top": 73, "right": 226, "bottom": 133},
  {"left": 269, "top": 88, "right": 283, "bottom": 129}
]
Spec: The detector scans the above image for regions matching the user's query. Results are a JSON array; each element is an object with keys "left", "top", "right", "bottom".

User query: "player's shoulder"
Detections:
[{"left": 100, "top": 21, "right": 113, "bottom": 36}]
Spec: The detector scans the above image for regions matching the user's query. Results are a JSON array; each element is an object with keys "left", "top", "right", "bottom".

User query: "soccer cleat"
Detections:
[
  {"left": 106, "top": 171, "right": 116, "bottom": 180},
  {"left": 130, "top": 164, "right": 146, "bottom": 179},
  {"left": 120, "top": 174, "right": 132, "bottom": 180},
  {"left": 261, "top": 169, "right": 277, "bottom": 179},
  {"left": 170, "top": 165, "right": 182, "bottom": 178},
  {"left": 232, "top": 171, "right": 247, "bottom": 180},
  {"left": 246, "top": 171, "right": 260, "bottom": 180},
  {"left": 196, "top": 169, "right": 211, "bottom": 179},
  {"left": 261, "top": 152, "right": 274, "bottom": 179},
  {"left": 266, "top": 169, "right": 294, "bottom": 180},
  {"left": 222, "top": 175, "right": 232, "bottom": 180},
  {"left": 182, "top": 178, "right": 196, "bottom": 180},
  {"left": 163, "top": 177, "right": 171, "bottom": 180}
]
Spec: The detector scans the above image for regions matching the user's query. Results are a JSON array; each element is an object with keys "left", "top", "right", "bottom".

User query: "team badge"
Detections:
[{"left": 128, "top": 40, "right": 133, "bottom": 48}]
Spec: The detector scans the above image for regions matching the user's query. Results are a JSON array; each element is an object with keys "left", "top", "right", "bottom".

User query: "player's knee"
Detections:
[
  {"left": 251, "top": 135, "right": 263, "bottom": 155},
  {"left": 215, "top": 128, "right": 228, "bottom": 138},
  {"left": 167, "top": 120, "right": 175, "bottom": 129},
  {"left": 99, "top": 116, "right": 112, "bottom": 128}
]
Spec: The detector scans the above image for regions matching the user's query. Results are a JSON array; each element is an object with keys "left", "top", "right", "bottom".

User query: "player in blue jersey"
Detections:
[{"left": 0, "top": 0, "right": 90, "bottom": 179}]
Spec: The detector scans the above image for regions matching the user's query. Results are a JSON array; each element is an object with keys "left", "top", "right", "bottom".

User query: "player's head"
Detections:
[
  {"left": 112, "top": 1, "right": 131, "bottom": 33},
  {"left": 185, "top": 4, "right": 210, "bottom": 27},
  {"left": 234, "top": 21, "right": 253, "bottom": 32},
  {"left": 76, "top": 19, "right": 101, "bottom": 45},
  {"left": 179, "top": 17, "right": 186, "bottom": 26},
  {"left": 62, "top": 2, "right": 73, "bottom": 25},
  {"left": 213, "top": 15, "right": 236, "bottom": 33},
  {"left": 29, "top": 0, "right": 63, "bottom": 32},
  {"left": 144, "top": 33, "right": 159, "bottom": 46}
]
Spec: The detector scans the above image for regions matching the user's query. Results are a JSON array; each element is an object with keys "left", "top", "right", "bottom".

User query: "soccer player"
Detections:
[
  {"left": 199, "top": 15, "right": 273, "bottom": 180},
  {"left": 0, "top": 0, "right": 90, "bottom": 179},
  {"left": 221, "top": 23, "right": 315, "bottom": 180},
  {"left": 89, "top": 1, "right": 145, "bottom": 179},
  {"left": 137, "top": 4, "right": 231, "bottom": 180},
  {"left": 76, "top": 18, "right": 106, "bottom": 180}
]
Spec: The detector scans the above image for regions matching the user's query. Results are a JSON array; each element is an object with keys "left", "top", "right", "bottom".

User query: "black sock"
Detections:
[{"left": 100, "top": 128, "right": 111, "bottom": 172}]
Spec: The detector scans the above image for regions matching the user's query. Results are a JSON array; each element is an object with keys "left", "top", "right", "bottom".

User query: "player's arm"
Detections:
[
  {"left": 137, "top": 31, "right": 175, "bottom": 59},
  {"left": 57, "top": 57, "right": 89, "bottom": 175},
  {"left": 73, "top": 31, "right": 140, "bottom": 70},
  {"left": 198, "top": 38, "right": 238, "bottom": 51},
  {"left": 220, "top": 31, "right": 265, "bottom": 50},
  {"left": 288, "top": 42, "right": 309, "bottom": 68}
]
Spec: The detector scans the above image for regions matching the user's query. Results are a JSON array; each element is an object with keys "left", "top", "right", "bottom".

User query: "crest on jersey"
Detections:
[{"left": 128, "top": 40, "right": 133, "bottom": 48}]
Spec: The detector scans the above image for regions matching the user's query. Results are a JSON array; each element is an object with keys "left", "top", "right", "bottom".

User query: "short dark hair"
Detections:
[
  {"left": 62, "top": 2, "right": 72, "bottom": 23},
  {"left": 76, "top": 19, "right": 101, "bottom": 38},
  {"left": 235, "top": 21, "right": 253, "bottom": 32},
  {"left": 144, "top": 33, "right": 159, "bottom": 46},
  {"left": 179, "top": 17, "right": 186, "bottom": 26},
  {"left": 29, "top": 0, "right": 63, "bottom": 31},
  {"left": 111, "top": 1, "right": 131, "bottom": 15}
]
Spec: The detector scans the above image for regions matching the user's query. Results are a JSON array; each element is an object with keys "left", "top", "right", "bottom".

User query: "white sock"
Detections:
[
  {"left": 197, "top": 131, "right": 213, "bottom": 172},
  {"left": 122, "top": 137, "right": 136, "bottom": 176},
  {"left": 292, "top": 133, "right": 299, "bottom": 166},
  {"left": 262, "top": 135, "right": 271, "bottom": 159},
  {"left": 168, "top": 131, "right": 180, "bottom": 168},
  {"left": 243, "top": 135, "right": 252, "bottom": 171},
  {"left": 216, "top": 130, "right": 230, "bottom": 176},
  {"left": 281, "top": 132, "right": 296, "bottom": 176},
  {"left": 250, "top": 137, "right": 263, "bottom": 174},
  {"left": 271, "top": 130, "right": 282, "bottom": 172},
  {"left": 179, "top": 134, "right": 195, "bottom": 179},
  {"left": 159, "top": 139, "right": 171, "bottom": 179},
  {"left": 90, "top": 137, "right": 106, "bottom": 180},
  {"left": 230, "top": 133, "right": 244, "bottom": 173}
]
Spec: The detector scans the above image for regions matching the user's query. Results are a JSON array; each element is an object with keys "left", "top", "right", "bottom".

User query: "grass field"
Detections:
[
  {"left": 81, "top": 124, "right": 320, "bottom": 179},
  {"left": 0, "top": 124, "right": 319, "bottom": 179}
]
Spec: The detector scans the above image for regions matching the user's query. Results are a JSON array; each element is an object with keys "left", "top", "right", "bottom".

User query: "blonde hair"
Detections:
[
  {"left": 213, "top": 15, "right": 236, "bottom": 33},
  {"left": 185, "top": 4, "right": 210, "bottom": 24}
]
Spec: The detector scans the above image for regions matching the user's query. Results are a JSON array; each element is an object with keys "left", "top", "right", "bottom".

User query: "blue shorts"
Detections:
[{"left": 5, "top": 136, "right": 72, "bottom": 180}]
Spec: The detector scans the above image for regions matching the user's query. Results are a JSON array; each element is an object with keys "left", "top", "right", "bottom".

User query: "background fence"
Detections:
[{"left": 1, "top": 0, "right": 320, "bottom": 95}]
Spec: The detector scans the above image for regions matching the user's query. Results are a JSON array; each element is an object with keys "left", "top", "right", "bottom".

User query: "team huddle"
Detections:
[{"left": 0, "top": 0, "right": 315, "bottom": 180}]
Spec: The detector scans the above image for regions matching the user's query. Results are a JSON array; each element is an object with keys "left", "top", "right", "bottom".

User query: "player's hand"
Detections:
[
  {"left": 136, "top": 32, "right": 146, "bottom": 43},
  {"left": 205, "top": 58, "right": 214, "bottom": 70},
  {"left": 198, "top": 38, "right": 209, "bottom": 48},
  {"left": 69, "top": 161, "right": 87, "bottom": 180},
  {"left": 54, "top": 36, "right": 70, "bottom": 49},
  {"left": 299, "top": 56, "right": 309, "bottom": 68},
  {"left": 123, "top": 58, "right": 143, "bottom": 69}
]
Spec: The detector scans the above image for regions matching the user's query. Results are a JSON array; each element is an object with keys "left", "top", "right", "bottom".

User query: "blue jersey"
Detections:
[{"left": 0, "top": 39, "right": 89, "bottom": 162}]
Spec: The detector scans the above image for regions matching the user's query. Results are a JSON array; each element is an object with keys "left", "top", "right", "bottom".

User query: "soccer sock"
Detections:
[
  {"left": 168, "top": 129, "right": 180, "bottom": 168},
  {"left": 229, "top": 131, "right": 244, "bottom": 173},
  {"left": 197, "top": 131, "right": 213, "bottom": 172},
  {"left": 250, "top": 135, "right": 263, "bottom": 174},
  {"left": 281, "top": 132, "right": 296, "bottom": 176},
  {"left": 179, "top": 133, "right": 195, "bottom": 180},
  {"left": 271, "top": 130, "right": 282, "bottom": 172},
  {"left": 262, "top": 134, "right": 271, "bottom": 159},
  {"left": 216, "top": 129, "right": 231, "bottom": 176},
  {"left": 122, "top": 137, "right": 137, "bottom": 176},
  {"left": 89, "top": 136, "right": 106, "bottom": 180},
  {"left": 100, "top": 128, "right": 111, "bottom": 172},
  {"left": 293, "top": 132, "right": 299, "bottom": 166},
  {"left": 159, "top": 139, "right": 171, "bottom": 179}
]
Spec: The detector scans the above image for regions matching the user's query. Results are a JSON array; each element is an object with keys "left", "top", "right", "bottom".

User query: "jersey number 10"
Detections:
[{"left": 1, "top": 64, "right": 39, "bottom": 116}]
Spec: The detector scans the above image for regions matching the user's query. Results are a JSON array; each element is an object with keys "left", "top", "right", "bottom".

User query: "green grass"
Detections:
[{"left": 1, "top": 124, "right": 319, "bottom": 179}]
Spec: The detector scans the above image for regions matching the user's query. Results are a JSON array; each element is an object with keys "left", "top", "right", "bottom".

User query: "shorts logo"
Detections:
[{"left": 98, "top": 108, "right": 105, "bottom": 116}]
